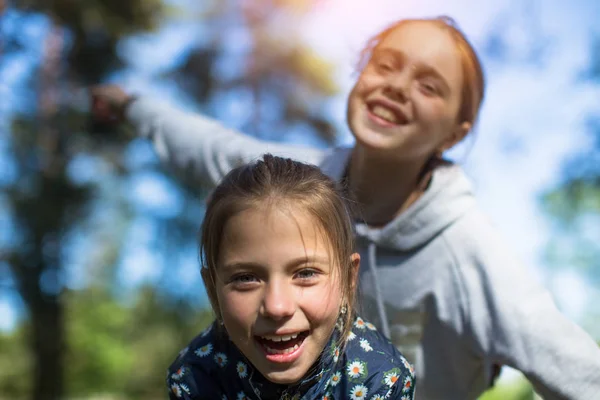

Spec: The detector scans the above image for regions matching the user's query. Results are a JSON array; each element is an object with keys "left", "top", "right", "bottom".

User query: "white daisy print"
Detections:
[
  {"left": 333, "top": 347, "right": 340, "bottom": 362},
  {"left": 171, "top": 367, "right": 185, "bottom": 380},
  {"left": 370, "top": 395, "right": 384, "bottom": 400},
  {"left": 354, "top": 317, "right": 366, "bottom": 329},
  {"left": 347, "top": 331, "right": 357, "bottom": 341},
  {"left": 179, "top": 383, "right": 191, "bottom": 394},
  {"left": 237, "top": 361, "right": 248, "bottom": 378},
  {"left": 237, "top": 391, "right": 249, "bottom": 400},
  {"left": 170, "top": 383, "right": 182, "bottom": 398},
  {"left": 401, "top": 396, "right": 411, "bottom": 400},
  {"left": 402, "top": 376, "right": 413, "bottom": 392},
  {"left": 195, "top": 343, "right": 213, "bottom": 357},
  {"left": 350, "top": 384, "right": 368, "bottom": 399},
  {"left": 347, "top": 361, "right": 365, "bottom": 378},
  {"left": 359, "top": 338, "right": 373, "bottom": 352},
  {"left": 329, "top": 371, "right": 342, "bottom": 387},
  {"left": 214, "top": 352, "right": 228, "bottom": 367},
  {"left": 366, "top": 322, "right": 377, "bottom": 331},
  {"left": 384, "top": 371, "right": 400, "bottom": 387},
  {"left": 402, "top": 357, "right": 415, "bottom": 374}
]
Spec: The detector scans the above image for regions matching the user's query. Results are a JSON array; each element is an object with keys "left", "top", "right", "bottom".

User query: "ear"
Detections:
[
  {"left": 349, "top": 253, "right": 361, "bottom": 290},
  {"left": 439, "top": 121, "right": 471, "bottom": 153}
]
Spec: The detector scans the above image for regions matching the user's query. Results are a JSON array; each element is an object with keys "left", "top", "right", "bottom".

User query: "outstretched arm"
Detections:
[
  {"left": 461, "top": 219, "right": 600, "bottom": 399},
  {"left": 91, "top": 85, "right": 324, "bottom": 189}
]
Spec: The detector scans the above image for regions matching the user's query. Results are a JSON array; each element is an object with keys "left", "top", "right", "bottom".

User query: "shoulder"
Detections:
[
  {"left": 342, "top": 316, "right": 416, "bottom": 399},
  {"left": 166, "top": 323, "right": 227, "bottom": 399},
  {"left": 318, "top": 146, "right": 353, "bottom": 181}
]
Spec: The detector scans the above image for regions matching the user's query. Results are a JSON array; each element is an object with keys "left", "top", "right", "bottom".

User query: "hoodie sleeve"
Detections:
[
  {"left": 125, "top": 97, "right": 324, "bottom": 188},
  {"left": 456, "top": 214, "right": 600, "bottom": 400}
]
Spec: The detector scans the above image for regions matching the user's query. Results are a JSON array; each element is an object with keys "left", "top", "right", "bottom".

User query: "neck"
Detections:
[{"left": 347, "top": 146, "right": 433, "bottom": 226}]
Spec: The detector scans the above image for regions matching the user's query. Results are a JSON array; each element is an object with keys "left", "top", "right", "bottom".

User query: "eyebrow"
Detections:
[
  {"left": 373, "top": 47, "right": 451, "bottom": 93},
  {"left": 222, "top": 255, "right": 332, "bottom": 272}
]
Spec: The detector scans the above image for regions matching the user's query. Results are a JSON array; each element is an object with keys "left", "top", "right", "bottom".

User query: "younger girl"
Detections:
[
  {"left": 94, "top": 16, "right": 600, "bottom": 399},
  {"left": 167, "top": 154, "right": 415, "bottom": 399}
]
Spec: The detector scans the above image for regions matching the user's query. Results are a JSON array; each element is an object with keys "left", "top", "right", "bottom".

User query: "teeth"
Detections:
[
  {"left": 264, "top": 344, "right": 300, "bottom": 355},
  {"left": 372, "top": 105, "right": 399, "bottom": 123},
  {"left": 260, "top": 333, "right": 299, "bottom": 342}
]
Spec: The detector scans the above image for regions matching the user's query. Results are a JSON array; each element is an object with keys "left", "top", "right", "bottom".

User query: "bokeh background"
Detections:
[{"left": 1, "top": 0, "right": 599, "bottom": 398}]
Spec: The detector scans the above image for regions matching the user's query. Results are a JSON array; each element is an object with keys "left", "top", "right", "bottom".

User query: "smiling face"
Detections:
[
  {"left": 347, "top": 21, "right": 471, "bottom": 161},
  {"left": 213, "top": 203, "right": 347, "bottom": 384}
]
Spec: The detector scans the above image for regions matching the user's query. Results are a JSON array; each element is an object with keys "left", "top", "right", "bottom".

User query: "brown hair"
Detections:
[
  {"left": 200, "top": 154, "right": 357, "bottom": 345},
  {"left": 357, "top": 16, "right": 486, "bottom": 128}
]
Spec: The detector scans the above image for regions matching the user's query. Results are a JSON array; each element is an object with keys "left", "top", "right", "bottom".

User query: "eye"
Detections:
[
  {"left": 230, "top": 273, "right": 259, "bottom": 288},
  {"left": 370, "top": 54, "right": 396, "bottom": 74},
  {"left": 419, "top": 80, "right": 439, "bottom": 96},
  {"left": 376, "top": 60, "right": 394, "bottom": 72},
  {"left": 294, "top": 268, "right": 319, "bottom": 281}
]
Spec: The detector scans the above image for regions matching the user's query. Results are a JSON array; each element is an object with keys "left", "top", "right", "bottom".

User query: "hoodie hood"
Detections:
[{"left": 321, "top": 147, "right": 477, "bottom": 252}]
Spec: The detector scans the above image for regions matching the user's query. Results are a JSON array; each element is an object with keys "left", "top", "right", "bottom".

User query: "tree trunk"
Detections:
[
  {"left": 30, "top": 293, "right": 64, "bottom": 400},
  {"left": 28, "top": 22, "right": 66, "bottom": 400}
]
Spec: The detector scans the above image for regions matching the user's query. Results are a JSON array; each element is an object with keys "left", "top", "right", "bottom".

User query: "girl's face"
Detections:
[
  {"left": 347, "top": 21, "right": 471, "bottom": 161},
  {"left": 213, "top": 203, "right": 358, "bottom": 384}
]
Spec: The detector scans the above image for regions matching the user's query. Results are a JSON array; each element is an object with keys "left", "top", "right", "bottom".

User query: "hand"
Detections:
[{"left": 89, "top": 85, "right": 135, "bottom": 124}]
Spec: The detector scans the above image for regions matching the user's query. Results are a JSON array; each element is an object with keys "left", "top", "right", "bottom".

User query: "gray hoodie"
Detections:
[{"left": 127, "top": 97, "right": 600, "bottom": 399}]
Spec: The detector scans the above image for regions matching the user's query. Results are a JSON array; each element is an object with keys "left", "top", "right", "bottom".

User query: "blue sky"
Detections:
[{"left": 1, "top": 0, "right": 599, "bottom": 342}]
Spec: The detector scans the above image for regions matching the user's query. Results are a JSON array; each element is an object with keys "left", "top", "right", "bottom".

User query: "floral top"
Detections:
[{"left": 166, "top": 316, "right": 416, "bottom": 400}]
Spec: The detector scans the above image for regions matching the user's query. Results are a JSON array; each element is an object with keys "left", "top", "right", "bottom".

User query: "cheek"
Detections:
[
  {"left": 217, "top": 288, "right": 257, "bottom": 327},
  {"left": 348, "top": 75, "right": 377, "bottom": 122},
  {"left": 300, "top": 282, "right": 342, "bottom": 324},
  {"left": 413, "top": 96, "right": 455, "bottom": 127},
  {"left": 353, "top": 72, "right": 380, "bottom": 96}
]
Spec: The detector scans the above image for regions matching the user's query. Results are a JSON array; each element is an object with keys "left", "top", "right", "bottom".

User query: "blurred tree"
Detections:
[
  {"left": 166, "top": 0, "right": 339, "bottom": 144},
  {"left": 0, "top": 286, "right": 213, "bottom": 399},
  {"left": 1, "top": 0, "right": 339, "bottom": 399},
  {"left": 65, "top": 286, "right": 213, "bottom": 399},
  {"left": 2, "top": 1, "right": 166, "bottom": 398},
  {"left": 540, "top": 34, "right": 600, "bottom": 288}
]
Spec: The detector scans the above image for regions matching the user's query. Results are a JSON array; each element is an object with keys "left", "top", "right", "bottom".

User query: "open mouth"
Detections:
[
  {"left": 255, "top": 331, "right": 309, "bottom": 356},
  {"left": 367, "top": 101, "right": 408, "bottom": 125}
]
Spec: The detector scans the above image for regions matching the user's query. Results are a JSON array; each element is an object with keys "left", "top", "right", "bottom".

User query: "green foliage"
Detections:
[
  {"left": 0, "top": 287, "right": 213, "bottom": 399},
  {"left": 543, "top": 180, "right": 600, "bottom": 223},
  {"left": 540, "top": 116, "right": 600, "bottom": 286},
  {"left": 479, "top": 377, "right": 535, "bottom": 400},
  {"left": 0, "top": 327, "right": 31, "bottom": 399}
]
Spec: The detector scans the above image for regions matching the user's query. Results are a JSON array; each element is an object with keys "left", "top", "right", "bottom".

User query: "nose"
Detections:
[
  {"left": 383, "top": 69, "right": 411, "bottom": 103},
  {"left": 260, "top": 280, "right": 295, "bottom": 321}
]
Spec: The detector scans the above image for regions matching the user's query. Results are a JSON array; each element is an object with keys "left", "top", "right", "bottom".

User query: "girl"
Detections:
[
  {"left": 93, "top": 16, "right": 600, "bottom": 399},
  {"left": 167, "top": 154, "right": 415, "bottom": 399}
]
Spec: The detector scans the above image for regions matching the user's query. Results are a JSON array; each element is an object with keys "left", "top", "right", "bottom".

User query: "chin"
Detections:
[
  {"left": 353, "top": 130, "right": 400, "bottom": 154},
  {"left": 263, "top": 366, "right": 307, "bottom": 384}
]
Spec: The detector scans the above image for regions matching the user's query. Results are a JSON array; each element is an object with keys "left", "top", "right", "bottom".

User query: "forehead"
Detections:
[
  {"left": 220, "top": 204, "right": 333, "bottom": 259},
  {"left": 377, "top": 22, "right": 463, "bottom": 88}
]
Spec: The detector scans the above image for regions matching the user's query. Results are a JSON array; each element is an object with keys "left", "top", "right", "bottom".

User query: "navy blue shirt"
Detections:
[{"left": 167, "top": 316, "right": 415, "bottom": 399}]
